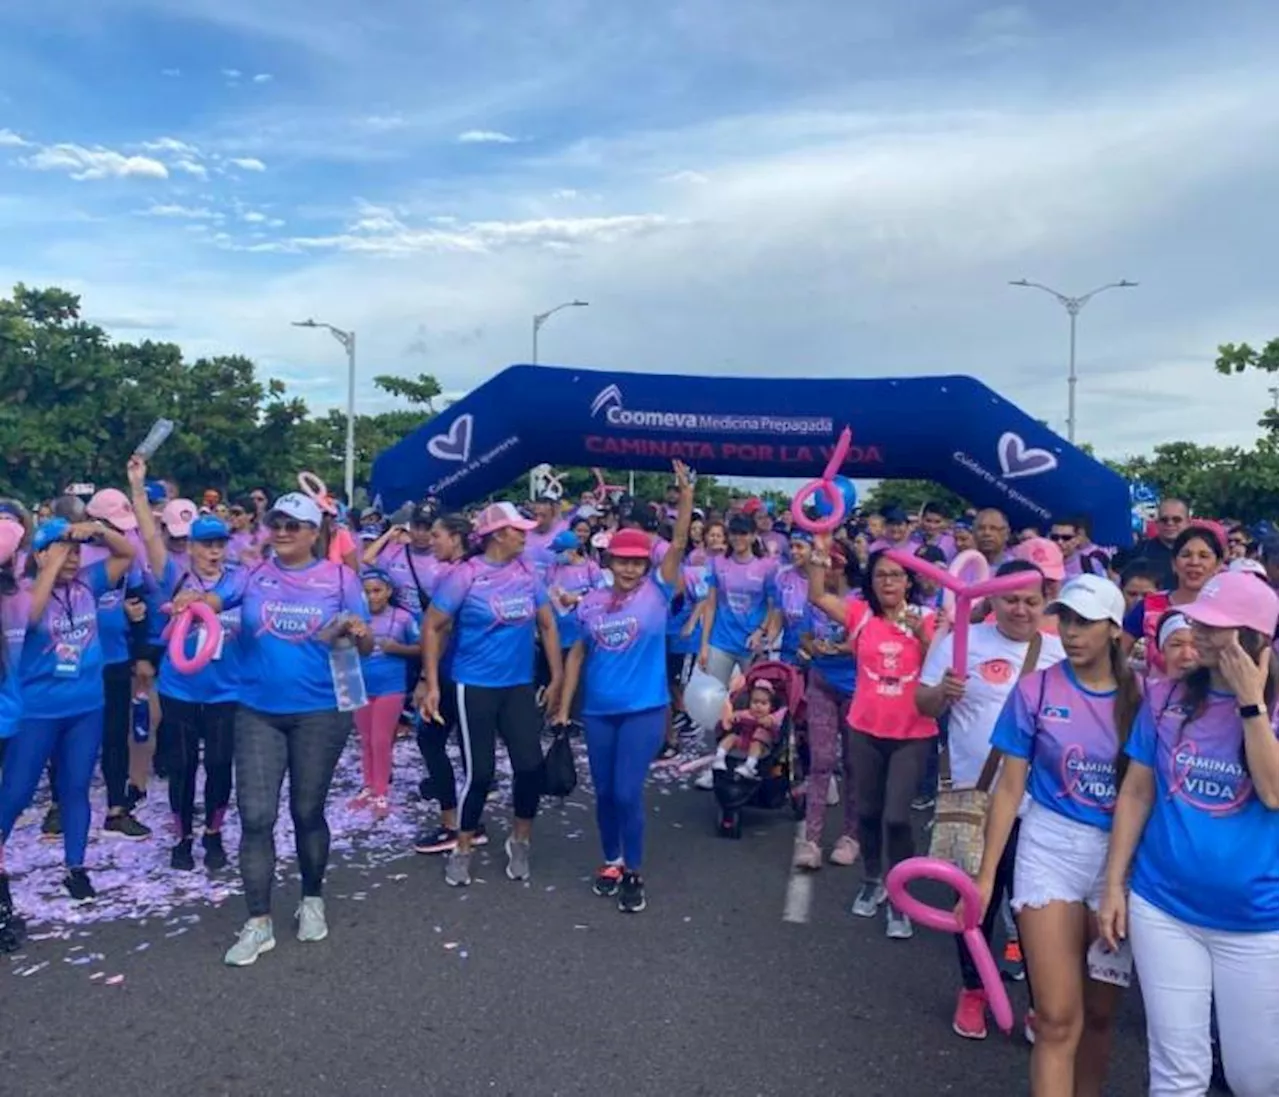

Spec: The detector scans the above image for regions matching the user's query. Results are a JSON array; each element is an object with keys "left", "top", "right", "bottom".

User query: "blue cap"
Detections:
[
  {"left": 190, "top": 515, "right": 230, "bottom": 542},
  {"left": 550, "top": 530, "right": 580, "bottom": 553},
  {"left": 789, "top": 529, "right": 814, "bottom": 544},
  {"left": 361, "top": 567, "right": 394, "bottom": 586},
  {"left": 32, "top": 517, "right": 70, "bottom": 552},
  {"left": 145, "top": 480, "right": 167, "bottom": 505},
  {"left": 881, "top": 506, "right": 908, "bottom": 524}
]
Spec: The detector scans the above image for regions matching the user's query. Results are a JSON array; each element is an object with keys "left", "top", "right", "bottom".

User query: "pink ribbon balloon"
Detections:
[
  {"left": 885, "top": 856, "right": 1014, "bottom": 1035},
  {"left": 790, "top": 427, "right": 852, "bottom": 535},
  {"left": 886, "top": 549, "right": 1040, "bottom": 676},
  {"left": 297, "top": 471, "right": 338, "bottom": 516},
  {"left": 165, "top": 601, "right": 223, "bottom": 675}
]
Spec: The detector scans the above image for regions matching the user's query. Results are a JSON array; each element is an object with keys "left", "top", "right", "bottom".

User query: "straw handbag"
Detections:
[{"left": 928, "top": 634, "right": 1042, "bottom": 876}]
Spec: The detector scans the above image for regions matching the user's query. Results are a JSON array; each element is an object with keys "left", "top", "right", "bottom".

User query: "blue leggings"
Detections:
[
  {"left": 582, "top": 706, "right": 667, "bottom": 870},
  {"left": 0, "top": 710, "right": 103, "bottom": 868}
]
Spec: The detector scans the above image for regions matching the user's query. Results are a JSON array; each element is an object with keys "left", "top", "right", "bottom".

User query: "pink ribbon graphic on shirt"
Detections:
[
  {"left": 885, "top": 549, "right": 1040, "bottom": 676},
  {"left": 885, "top": 857, "right": 1013, "bottom": 1035},
  {"left": 1166, "top": 738, "right": 1252, "bottom": 815}
]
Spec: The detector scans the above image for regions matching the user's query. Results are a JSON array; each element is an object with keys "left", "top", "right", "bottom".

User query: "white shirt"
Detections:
[{"left": 920, "top": 623, "right": 1065, "bottom": 788}]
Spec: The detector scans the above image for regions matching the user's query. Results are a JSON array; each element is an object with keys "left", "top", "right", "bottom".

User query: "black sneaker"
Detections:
[
  {"left": 64, "top": 868, "right": 96, "bottom": 904},
  {"left": 417, "top": 777, "right": 433, "bottom": 802},
  {"left": 102, "top": 813, "right": 151, "bottom": 841},
  {"left": 617, "top": 871, "right": 646, "bottom": 913},
  {"left": 202, "top": 832, "right": 228, "bottom": 871},
  {"left": 125, "top": 783, "right": 147, "bottom": 812},
  {"left": 414, "top": 826, "right": 458, "bottom": 855},
  {"left": 170, "top": 838, "right": 195, "bottom": 871},
  {"left": 40, "top": 804, "right": 62, "bottom": 840},
  {"left": 592, "top": 863, "right": 623, "bottom": 897},
  {"left": 0, "top": 874, "right": 26, "bottom": 953},
  {"left": 911, "top": 794, "right": 935, "bottom": 812}
]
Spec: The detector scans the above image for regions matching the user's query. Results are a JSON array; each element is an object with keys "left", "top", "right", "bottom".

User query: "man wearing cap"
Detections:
[
  {"left": 871, "top": 506, "right": 914, "bottom": 555},
  {"left": 523, "top": 496, "right": 567, "bottom": 582}
]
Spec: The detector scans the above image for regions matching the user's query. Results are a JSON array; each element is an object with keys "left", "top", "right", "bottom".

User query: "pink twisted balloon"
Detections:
[
  {"left": 164, "top": 601, "right": 224, "bottom": 675},
  {"left": 789, "top": 427, "right": 852, "bottom": 535},
  {"left": 886, "top": 857, "right": 1014, "bottom": 1035},
  {"left": 885, "top": 548, "right": 1040, "bottom": 676}
]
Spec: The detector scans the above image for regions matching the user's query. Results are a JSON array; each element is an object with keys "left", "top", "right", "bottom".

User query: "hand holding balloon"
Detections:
[
  {"left": 166, "top": 601, "right": 223, "bottom": 675},
  {"left": 885, "top": 857, "right": 1013, "bottom": 1035}
]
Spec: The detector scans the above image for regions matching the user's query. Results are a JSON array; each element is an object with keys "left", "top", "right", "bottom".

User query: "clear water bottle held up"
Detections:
[
  {"left": 328, "top": 636, "right": 368, "bottom": 713},
  {"left": 131, "top": 692, "right": 151, "bottom": 743}
]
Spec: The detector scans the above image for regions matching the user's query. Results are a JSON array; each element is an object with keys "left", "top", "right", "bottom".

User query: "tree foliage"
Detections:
[
  {"left": 861, "top": 479, "right": 971, "bottom": 517},
  {"left": 1215, "top": 338, "right": 1278, "bottom": 441}
]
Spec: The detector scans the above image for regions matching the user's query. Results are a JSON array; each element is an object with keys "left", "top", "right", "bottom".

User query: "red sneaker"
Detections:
[{"left": 952, "top": 988, "right": 988, "bottom": 1040}]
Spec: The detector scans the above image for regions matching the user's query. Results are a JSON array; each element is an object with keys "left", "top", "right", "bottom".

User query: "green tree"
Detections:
[
  {"left": 861, "top": 479, "right": 970, "bottom": 517},
  {"left": 1215, "top": 338, "right": 1278, "bottom": 441}
]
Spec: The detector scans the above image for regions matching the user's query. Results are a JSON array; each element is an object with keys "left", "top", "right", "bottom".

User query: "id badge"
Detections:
[
  {"left": 1087, "top": 938, "right": 1133, "bottom": 988},
  {"left": 54, "top": 642, "right": 83, "bottom": 679}
]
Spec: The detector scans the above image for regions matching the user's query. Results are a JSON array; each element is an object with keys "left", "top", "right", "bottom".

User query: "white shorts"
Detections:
[{"left": 1012, "top": 801, "right": 1109, "bottom": 913}]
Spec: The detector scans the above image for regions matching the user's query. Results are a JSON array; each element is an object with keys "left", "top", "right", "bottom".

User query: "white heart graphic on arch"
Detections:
[
  {"left": 997, "top": 432, "right": 1058, "bottom": 480},
  {"left": 427, "top": 414, "right": 473, "bottom": 463}
]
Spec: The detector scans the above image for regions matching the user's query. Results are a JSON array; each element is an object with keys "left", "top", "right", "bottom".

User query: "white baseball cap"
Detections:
[
  {"left": 268, "top": 492, "right": 323, "bottom": 526},
  {"left": 1047, "top": 574, "right": 1126, "bottom": 626}
]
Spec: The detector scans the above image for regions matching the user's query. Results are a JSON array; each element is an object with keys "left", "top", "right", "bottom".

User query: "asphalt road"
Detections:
[{"left": 2, "top": 749, "right": 1151, "bottom": 1097}]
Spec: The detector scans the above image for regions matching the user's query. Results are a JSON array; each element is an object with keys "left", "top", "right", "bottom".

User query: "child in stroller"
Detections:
[{"left": 713, "top": 679, "right": 785, "bottom": 779}]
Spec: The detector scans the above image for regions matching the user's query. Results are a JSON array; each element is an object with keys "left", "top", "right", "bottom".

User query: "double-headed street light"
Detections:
[
  {"left": 1009, "top": 278, "right": 1138, "bottom": 444},
  {"left": 292, "top": 318, "right": 357, "bottom": 506}
]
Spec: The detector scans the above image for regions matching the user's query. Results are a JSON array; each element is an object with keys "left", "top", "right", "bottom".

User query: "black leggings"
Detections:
[
  {"left": 160, "top": 695, "right": 236, "bottom": 839},
  {"left": 957, "top": 819, "right": 1034, "bottom": 1007},
  {"left": 455, "top": 682, "right": 543, "bottom": 833},
  {"left": 102, "top": 661, "right": 132, "bottom": 810},
  {"left": 849, "top": 730, "right": 934, "bottom": 881},
  {"left": 417, "top": 678, "right": 459, "bottom": 813}
]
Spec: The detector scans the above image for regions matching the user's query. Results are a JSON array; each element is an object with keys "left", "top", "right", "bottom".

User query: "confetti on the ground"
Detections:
[{"left": 104, "top": 974, "right": 125, "bottom": 986}]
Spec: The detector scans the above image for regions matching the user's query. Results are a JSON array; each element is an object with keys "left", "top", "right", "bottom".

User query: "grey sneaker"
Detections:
[
  {"left": 445, "top": 849, "right": 472, "bottom": 888},
  {"left": 886, "top": 904, "right": 914, "bottom": 940},
  {"left": 224, "top": 918, "right": 275, "bottom": 966},
  {"left": 851, "top": 880, "right": 887, "bottom": 918},
  {"left": 505, "top": 836, "right": 531, "bottom": 881},
  {"left": 295, "top": 897, "right": 328, "bottom": 943}
]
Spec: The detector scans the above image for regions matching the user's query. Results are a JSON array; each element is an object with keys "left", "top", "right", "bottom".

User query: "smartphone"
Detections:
[{"left": 1087, "top": 937, "right": 1133, "bottom": 988}]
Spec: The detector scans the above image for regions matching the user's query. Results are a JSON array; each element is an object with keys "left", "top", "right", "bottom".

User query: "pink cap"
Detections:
[
  {"left": 606, "top": 529, "right": 651, "bottom": 559},
  {"left": 1181, "top": 571, "right": 1279, "bottom": 638},
  {"left": 86, "top": 488, "right": 138, "bottom": 532},
  {"left": 474, "top": 502, "right": 536, "bottom": 537},
  {"left": 1013, "top": 536, "right": 1065, "bottom": 581},
  {"left": 0, "top": 517, "right": 23, "bottom": 565},
  {"left": 161, "top": 498, "right": 199, "bottom": 537}
]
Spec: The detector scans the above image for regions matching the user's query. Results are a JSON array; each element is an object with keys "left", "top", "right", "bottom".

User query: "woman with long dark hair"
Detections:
[
  {"left": 808, "top": 545, "right": 936, "bottom": 935},
  {"left": 976, "top": 575, "right": 1141, "bottom": 1095},
  {"left": 1101, "top": 572, "right": 1278, "bottom": 1096}
]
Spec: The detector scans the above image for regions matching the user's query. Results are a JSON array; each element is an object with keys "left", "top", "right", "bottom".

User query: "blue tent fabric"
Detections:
[{"left": 370, "top": 364, "right": 1131, "bottom": 544}]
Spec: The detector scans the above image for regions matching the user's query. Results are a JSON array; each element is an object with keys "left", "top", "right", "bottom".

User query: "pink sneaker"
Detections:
[
  {"left": 347, "top": 788, "right": 372, "bottom": 810},
  {"left": 829, "top": 835, "right": 859, "bottom": 866},
  {"left": 792, "top": 839, "right": 822, "bottom": 870},
  {"left": 953, "top": 988, "right": 988, "bottom": 1040}
]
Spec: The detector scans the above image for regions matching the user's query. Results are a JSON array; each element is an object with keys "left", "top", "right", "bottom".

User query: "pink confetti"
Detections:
[{"left": 104, "top": 974, "right": 125, "bottom": 986}]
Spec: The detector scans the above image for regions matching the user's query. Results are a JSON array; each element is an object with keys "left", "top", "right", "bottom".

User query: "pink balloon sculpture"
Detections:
[
  {"left": 885, "top": 856, "right": 1014, "bottom": 1035},
  {"left": 297, "top": 470, "right": 338, "bottom": 516},
  {"left": 886, "top": 548, "right": 1040, "bottom": 676},
  {"left": 588, "top": 468, "right": 627, "bottom": 506},
  {"left": 790, "top": 427, "right": 853, "bottom": 535},
  {"left": 165, "top": 601, "right": 224, "bottom": 675}
]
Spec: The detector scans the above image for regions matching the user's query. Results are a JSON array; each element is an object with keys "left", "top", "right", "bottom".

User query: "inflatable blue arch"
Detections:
[{"left": 369, "top": 364, "right": 1132, "bottom": 543}]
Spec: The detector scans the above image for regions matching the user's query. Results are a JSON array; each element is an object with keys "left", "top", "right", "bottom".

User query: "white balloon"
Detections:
[{"left": 684, "top": 668, "right": 728, "bottom": 732}]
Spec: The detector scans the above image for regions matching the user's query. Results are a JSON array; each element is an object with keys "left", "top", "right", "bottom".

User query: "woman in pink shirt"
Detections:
[{"left": 809, "top": 543, "right": 937, "bottom": 939}]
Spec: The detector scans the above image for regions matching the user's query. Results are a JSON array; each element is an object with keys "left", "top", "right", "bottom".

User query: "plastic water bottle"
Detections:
[
  {"left": 131, "top": 693, "right": 150, "bottom": 743},
  {"left": 328, "top": 637, "right": 368, "bottom": 713}
]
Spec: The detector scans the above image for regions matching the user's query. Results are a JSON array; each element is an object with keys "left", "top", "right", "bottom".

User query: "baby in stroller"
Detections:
[{"left": 712, "top": 678, "right": 788, "bottom": 779}]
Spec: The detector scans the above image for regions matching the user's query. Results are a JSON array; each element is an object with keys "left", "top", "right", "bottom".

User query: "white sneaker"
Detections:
[
  {"left": 694, "top": 768, "right": 715, "bottom": 790},
  {"left": 224, "top": 918, "right": 275, "bottom": 966},
  {"left": 295, "top": 897, "right": 328, "bottom": 943}
]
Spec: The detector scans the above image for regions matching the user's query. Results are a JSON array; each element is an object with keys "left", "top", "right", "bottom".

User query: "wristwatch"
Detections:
[{"left": 1239, "top": 703, "right": 1263, "bottom": 719}]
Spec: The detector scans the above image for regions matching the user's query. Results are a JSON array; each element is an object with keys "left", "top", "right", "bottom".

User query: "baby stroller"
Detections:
[{"left": 713, "top": 661, "right": 807, "bottom": 839}]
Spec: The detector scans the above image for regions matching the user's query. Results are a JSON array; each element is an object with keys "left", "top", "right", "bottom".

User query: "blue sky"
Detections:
[{"left": 1, "top": 0, "right": 1276, "bottom": 465}]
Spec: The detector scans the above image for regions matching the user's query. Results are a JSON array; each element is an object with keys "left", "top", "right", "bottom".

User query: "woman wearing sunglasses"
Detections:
[{"left": 175, "top": 492, "right": 371, "bottom": 966}]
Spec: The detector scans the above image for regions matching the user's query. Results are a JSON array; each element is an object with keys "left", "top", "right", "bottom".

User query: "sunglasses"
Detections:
[
  {"left": 1048, "top": 533, "right": 1075, "bottom": 543},
  {"left": 268, "top": 519, "right": 305, "bottom": 534},
  {"left": 1157, "top": 515, "right": 1186, "bottom": 524}
]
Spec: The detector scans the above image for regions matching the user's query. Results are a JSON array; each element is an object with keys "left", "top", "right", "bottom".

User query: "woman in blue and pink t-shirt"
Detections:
[
  {"left": 1101, "top": 572, "right": 1278, "bottom": 1096},
  {"left": 977, "top": 575, "right": 1141, "bottom": 1096},
  {"left": 698, "top": 514, "right": 781, "bottom": 685},
  {"left": 556, "top": 461, "right": 694, "bottom": 915}
]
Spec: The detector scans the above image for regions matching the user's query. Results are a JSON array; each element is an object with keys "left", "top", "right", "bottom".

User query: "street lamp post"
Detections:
[
  {"left": 531, "top": 299, "right": 589, "bottom": 365},
  {"left": 1008, "top": 278, "right": 1137, "bottom": 444},
  {"left": 293, "top": 318, "right": 357, "bottom": 506}
]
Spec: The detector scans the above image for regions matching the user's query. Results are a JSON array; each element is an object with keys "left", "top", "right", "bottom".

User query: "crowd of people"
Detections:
[{"left": 0, "top": 454, "right": 1275, "bottom": 1096}]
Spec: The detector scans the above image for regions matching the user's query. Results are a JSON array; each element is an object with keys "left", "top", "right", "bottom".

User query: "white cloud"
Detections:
[
  {"left": 0, "top": 129, "right": 30, "bottom": 147},
  {"left": 456, "top": 129, "right": 517, "bottom": 144},
  {"left": 660, "top": 170, "right": 709, "bottom": 185},
  {"left": 173, "top": 159, "right": 208, "bottom": 178},
  {"left": 221, "top": 68, "right": 242, "bottom": 79},
  {"left": 143, "top": 203, "right": 220, "bottom": 219},
  {"left": 241, "top": 210, "right": 268, "bottom": 223},
  {"left": 361, "top": 114, "right": 406, "bottom": 132},
  {"left": 252, "top": 73, "right": 273, "bottom": 83},
  {"left": 161, "top": 68, "right": 182, "bottom": 77},
  {"left": 550, "top": 188, "right": 580, "bottom": 200},
  {"left": 227, "top": 156, "right": 267, "bottom": 171},
  {"left": 141, "top": 136, "right": 200, "bottom": 155},
  {"left": 21, "top": 144, "right": 169, "bottom": 181}
]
